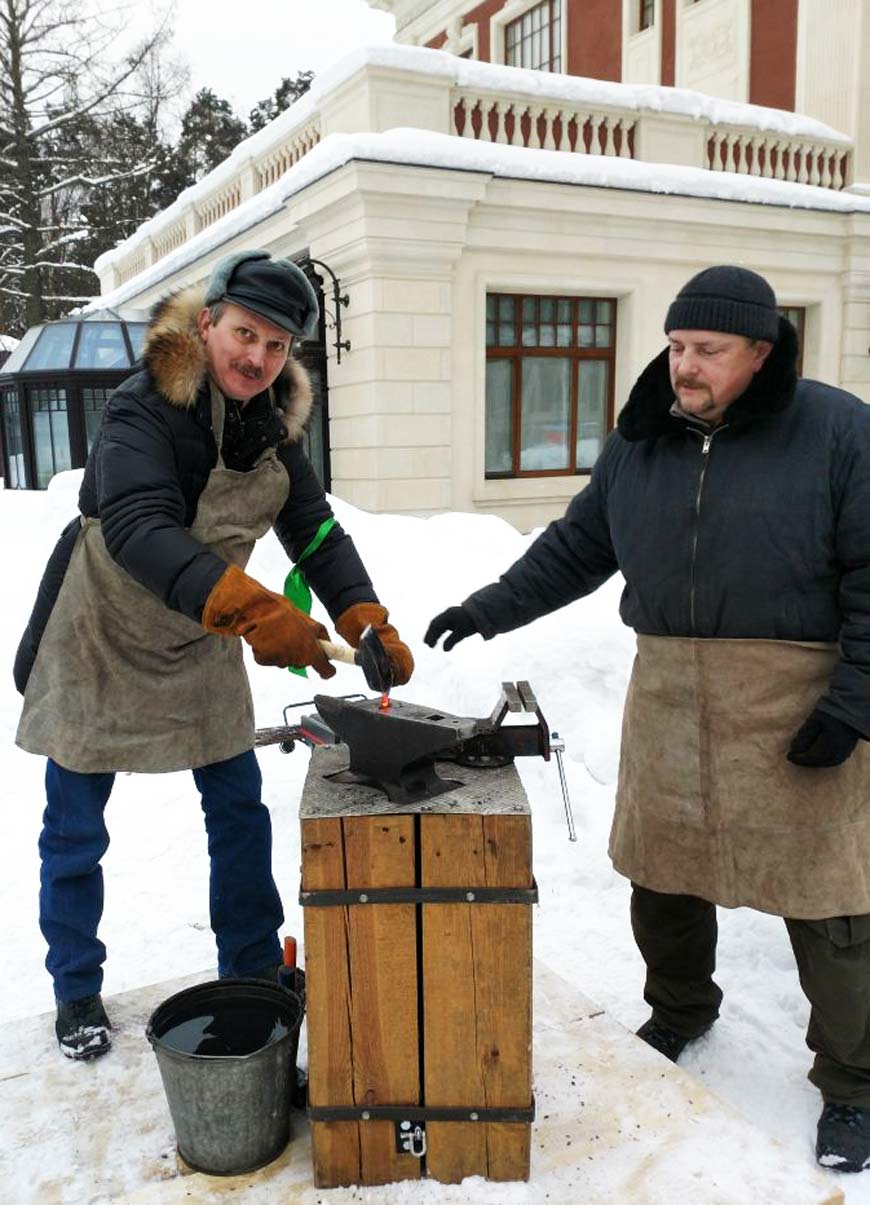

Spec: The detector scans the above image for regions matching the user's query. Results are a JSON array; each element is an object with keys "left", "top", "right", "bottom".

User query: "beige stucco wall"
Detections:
[
  {"left": 622, "top": 0, "right": 661, "bottom": 86},
  {"left": 109, "top": 159, "right": 870, "bottom": 532},
  {"left": 796, "top": 0, "right": 870, "bottom": 184}
]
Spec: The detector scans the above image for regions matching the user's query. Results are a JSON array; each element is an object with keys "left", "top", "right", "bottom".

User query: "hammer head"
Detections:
[{"left": 357, "top": 624, "right": 393, "bottom": 694}]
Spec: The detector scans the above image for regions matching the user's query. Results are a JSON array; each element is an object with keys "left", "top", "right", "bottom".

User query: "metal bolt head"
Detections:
[
  {"left": 466, "top": 891, "right": 475, "bottom": 902},
  {"left": 361, "top": 1110, "right": 371, "bottom": 1121},
  {"left": 469, "top": 1111, "right": 479, "bottom": 1121},
  {"left": 359, "top": 893, "right": 369, "bottom": 903}
]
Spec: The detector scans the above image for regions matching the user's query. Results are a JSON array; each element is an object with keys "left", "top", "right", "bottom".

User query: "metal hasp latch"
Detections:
[
  {"left": 313, "top": 682, "right": 577, "bottom": 836},
  {"left": 396, "top": 1119, "right": 426, "bottom": 1157}
]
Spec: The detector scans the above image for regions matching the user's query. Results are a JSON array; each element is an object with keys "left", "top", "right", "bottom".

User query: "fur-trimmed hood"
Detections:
[{"left": 141, "top": 285, "right": 312, "bottom": 442}]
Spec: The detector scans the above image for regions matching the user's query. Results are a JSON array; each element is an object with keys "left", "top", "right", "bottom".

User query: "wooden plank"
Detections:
[
  {"left": 301, "top": 817, "right": 360, "bottom": 1189},
  {"left": 343, "top": 814, "right": 421, "bottom": 1186},
  {"left": 475, "top": 813, "right": 533, "bottom": 1181},
  {"left": 421, "top": 813, "right": 489, "bottom": 1182}
]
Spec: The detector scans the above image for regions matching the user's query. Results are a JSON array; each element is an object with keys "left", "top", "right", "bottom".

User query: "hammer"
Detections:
[{"left": 318, "top": 624, "right": 393, "bottom": 694}]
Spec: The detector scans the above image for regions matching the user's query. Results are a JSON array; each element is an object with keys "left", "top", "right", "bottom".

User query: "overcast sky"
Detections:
[{"left": 132, "top": 0, "right": 396, "bottom": 119}]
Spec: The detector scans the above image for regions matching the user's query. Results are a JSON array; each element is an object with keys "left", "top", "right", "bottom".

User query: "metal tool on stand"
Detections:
[
  {"left": 256, "top": 680, "right": 578, "bottom": 839},
  {"left": 317, "top": 624, "right": 393, "bottom": 695}
]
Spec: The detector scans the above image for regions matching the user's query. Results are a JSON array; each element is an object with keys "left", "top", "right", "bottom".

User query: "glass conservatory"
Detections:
[{"left": 0, "top": 308, "right": 147, "bottom": 489}]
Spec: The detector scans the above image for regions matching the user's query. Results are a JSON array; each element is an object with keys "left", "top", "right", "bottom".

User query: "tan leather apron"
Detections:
[
  {"left": 16, "top": 383, "right": 290, "bottom": 774},
  {"left": 609, "top": 636, "right": 870, "bottom": 919}
]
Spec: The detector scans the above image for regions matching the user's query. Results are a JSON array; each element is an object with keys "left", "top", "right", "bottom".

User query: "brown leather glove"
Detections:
[
  {"left": 335, "top": 602, "right": 414, "bottom": 687},
  {"left": 202, "top": 564, "right": 335, "bottom": 677}
]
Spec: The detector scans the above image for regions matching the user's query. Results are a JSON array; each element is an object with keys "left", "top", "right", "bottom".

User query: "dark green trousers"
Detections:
[{"left": 631, "top": 883, "right": 870, "bottom": 1106}]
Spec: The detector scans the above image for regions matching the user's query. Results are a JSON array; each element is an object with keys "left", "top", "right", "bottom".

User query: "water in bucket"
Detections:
[{"left": 147, "top": 979, "right": 303, "bottom": 1176}]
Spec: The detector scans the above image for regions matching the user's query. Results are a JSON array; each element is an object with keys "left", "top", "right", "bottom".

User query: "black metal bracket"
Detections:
[
  {"left": 308, "top": 1099, "right": 536, "bottom": 1124},
  {"left": 304, "top": 257, "right": 350, "bottom": 363},
  {"left": 299, "top": 879, "right": 539, "bottom": 908}
]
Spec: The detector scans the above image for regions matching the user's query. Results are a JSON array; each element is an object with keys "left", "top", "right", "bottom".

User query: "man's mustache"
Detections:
[
  {"left": 231, "top": 362, "right": 263, "bottom": 380},
  {"left": 675, "top": 378, "right": 709, "bottom": 390}
]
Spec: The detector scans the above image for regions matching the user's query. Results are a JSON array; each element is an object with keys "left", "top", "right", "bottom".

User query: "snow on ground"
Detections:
[{"left": 0, "top": 471, "right": 866, "bottom": 1201}]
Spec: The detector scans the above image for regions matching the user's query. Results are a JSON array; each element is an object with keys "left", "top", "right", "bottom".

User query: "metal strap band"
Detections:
[
  {"left": 299, "top": 879, "right": 539, "bottom": 908},
  {"left": 308, "top": 1101, "right": 536, "bottom": 1124}
]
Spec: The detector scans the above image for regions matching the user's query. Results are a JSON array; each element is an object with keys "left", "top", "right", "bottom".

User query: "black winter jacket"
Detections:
[
  {"left": 464, "top": 319, "right": 870, "bottom": 737},
  {"left": 14, "top": 287, "right": 376, "bottom": 694}
]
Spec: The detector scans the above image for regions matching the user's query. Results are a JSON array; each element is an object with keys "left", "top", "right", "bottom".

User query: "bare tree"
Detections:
[{"left": 0, "top": 0, "right": 179, "bottom": 332}]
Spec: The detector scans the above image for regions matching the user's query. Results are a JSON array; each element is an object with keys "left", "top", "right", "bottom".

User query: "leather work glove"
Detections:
[
  {"left": 424, "top": 605, "right": 479, "bottom": 652},
  {"left": 202, "top": 564, "right": 335, "bottom": 677},
  {"left": 787, "top": 708, "right": 861, "bottom": 768},
  {"left": 335, "top": 602, "right": 414, "bottom": 687}
]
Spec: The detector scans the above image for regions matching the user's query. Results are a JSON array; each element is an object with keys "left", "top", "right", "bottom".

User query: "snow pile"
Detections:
[
  {"left": 96, "top": 41, "right": 852, "bottom": 278},
  {"left": 1, "top": 472, "right": 867, "bottom": 1200}
]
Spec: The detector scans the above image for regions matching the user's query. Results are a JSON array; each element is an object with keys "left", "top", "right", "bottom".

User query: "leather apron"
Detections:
[
  {"left": 609, "top": 635, "right": 870, "bottom": 919},
  {"left": 16, "top": 383, "right": 290, "bottom": 773}
]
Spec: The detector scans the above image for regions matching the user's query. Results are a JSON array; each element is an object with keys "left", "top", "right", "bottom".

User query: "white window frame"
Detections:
[{"left": 491, "top": 0, "right": 567, "bottom": 74}]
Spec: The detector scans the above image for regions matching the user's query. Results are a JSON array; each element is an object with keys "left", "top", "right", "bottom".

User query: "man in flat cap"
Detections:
[
  {"left": 426, "top": 265, "right": 870, "bottom": 1172},
  {"left": 15, "top": 250, "right": 413, "bottom": 1061}
]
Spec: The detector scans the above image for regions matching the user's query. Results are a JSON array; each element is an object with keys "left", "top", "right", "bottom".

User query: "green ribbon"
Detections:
[{"left": 283, "top": 516, "right": 336, "bottom": 677}]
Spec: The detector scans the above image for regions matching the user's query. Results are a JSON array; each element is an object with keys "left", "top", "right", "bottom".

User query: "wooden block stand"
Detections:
[{"left": 300, "top": 744, "right": 534, "bottom": 1188}]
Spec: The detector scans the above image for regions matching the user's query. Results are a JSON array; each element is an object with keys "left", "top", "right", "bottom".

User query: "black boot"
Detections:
[
  {"left": 636, "top": 1017, "right": 710, "bottom": 1062},
  {"left": 817, "top": 1103, "right": 870, "bottom": 1173},
  {"left": 55, "top": 993, "right": 112, "bottom": 1061}
]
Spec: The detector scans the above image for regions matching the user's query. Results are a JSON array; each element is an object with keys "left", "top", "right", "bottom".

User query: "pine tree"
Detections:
[
  {"left": 249, "top": 72, "right": 314, "bottom": 133},
  {"left": 174, "top": 87, "right": 248, "bottom": 187}
]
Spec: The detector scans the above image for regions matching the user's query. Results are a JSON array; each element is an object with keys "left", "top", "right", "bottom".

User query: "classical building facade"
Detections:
[
  {"left": 83, "top": 12, "right": 870, "bottom": 530},
  {"left": 375, "top": 0, "right": 870, "bottom": 183}
]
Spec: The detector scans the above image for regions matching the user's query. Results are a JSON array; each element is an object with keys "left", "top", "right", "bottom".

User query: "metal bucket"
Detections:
[{"left": 146, "top": 978, "right": 303, "bottom": 1176}]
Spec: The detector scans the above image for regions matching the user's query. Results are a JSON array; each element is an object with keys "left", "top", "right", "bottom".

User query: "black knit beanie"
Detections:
[{"left": 664, "top": 265, "right": 779, "bottom": 342}]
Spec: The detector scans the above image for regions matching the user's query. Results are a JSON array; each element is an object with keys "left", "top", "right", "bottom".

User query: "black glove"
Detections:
[
  {"left": 424, "top": 605, "right": 479, "bottom": 652},
  {"left": 787, "top": 708, "right": 861, "bottom": 768}
]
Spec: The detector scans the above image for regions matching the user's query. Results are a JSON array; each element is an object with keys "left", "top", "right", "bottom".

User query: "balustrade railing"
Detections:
[{"left": 103, "top": 57, "right": 854, "bottom": 291}]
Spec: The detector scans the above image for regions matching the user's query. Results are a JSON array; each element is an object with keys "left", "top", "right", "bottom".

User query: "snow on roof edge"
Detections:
[
  {"left": 94, "top": 43, "right": 852, "bottom": 274},
  {"left": 90, "top": 129, "right": 870, "bottom": 315}
]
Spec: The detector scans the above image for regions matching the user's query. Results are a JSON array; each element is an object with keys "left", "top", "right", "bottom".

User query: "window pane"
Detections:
[
  {"left": 25, "top": 324, "right": 76, "bottom": 371},
  {"left": 577, "top": 360, "right": 609, "bottom": 470},
  {"left": 596, "top": 300, "right": 612, "bottom": 323},
  {"left": 486, "top": 322, "right": 496, "bottom": 346},
  {"left": 126, "top": 324, "right": 146, "bottom": 361},
  {"left": 556, "top": 299, "right": 571, "bottom": 323},
  {"left": 520, "top": 358, "right": 570, "bottom": 471},
  {"left": 579, "top": 300, "right": 594, "bottom": 323},
  {"left": 82, "top": 386, "right": 112, "bottom": 452},
  {"left": 498, "top": 297, "right": 515, "bottom": 321},
  {"left": 498, "top": 323, "right": 515, "bottom": 346},
  {"left": 539, "top": 325, "right": 555, "bottom": 347},
  {"left": 595, "top": 324, "right": 612, "bottom": 347},
  {"left": 485, "top": 360, "right": 513, "bottom": 473},
  {"left": 75, "top": 322, "right": 128, "bottom": 369},
  {"left": 522, "top": 298, "right": 535, "bottom": 321},
  {"left": 556, "top": 324, "right": 572, "bottom": 346},
  {"left": 1, "top": 389, "right": 25, "bottom": 488},
  {"left": 521, "top": 324, "right": 538, "bottom": 347},
  {"left": 540, "top": 299, "right": 554, "bottom": 322},
  {"left": 578, "top": 324, "right": 594, "bottom": 347},
  {"left": 29, "top": 388, "right": 70, "bottom": 489},
  {"left": 486, "top": 297, "right": 496, "bottom": 321}
]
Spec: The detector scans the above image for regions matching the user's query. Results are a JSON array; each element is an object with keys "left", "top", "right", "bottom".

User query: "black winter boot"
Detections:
[
  {"left": 636, "top": 1017, "right": 710, "bottom": 1062},
  {"left": 816, "top": 1103, "right": 870, "bottom": 1172},
  {"left": 55, "top": 993, "right": 112, "bottom": 1061}
]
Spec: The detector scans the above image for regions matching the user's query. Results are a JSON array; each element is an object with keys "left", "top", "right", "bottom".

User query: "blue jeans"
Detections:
[{"left": 40, "top": 750, "right": 284, "bottom": 1002}]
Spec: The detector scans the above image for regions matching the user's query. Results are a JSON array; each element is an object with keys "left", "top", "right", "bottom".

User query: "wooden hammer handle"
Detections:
[{"left": 319, "top": 639, "right": 357, "bottom": 666}]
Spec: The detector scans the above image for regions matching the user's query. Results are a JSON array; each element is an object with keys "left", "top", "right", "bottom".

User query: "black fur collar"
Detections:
[{"left": 617, "top": 315, "right": 799, "bottom": 442}]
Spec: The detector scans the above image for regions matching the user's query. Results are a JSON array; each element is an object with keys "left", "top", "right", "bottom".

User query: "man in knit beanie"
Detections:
[{"left": 426, "top": 265, "right": 870, "bottom": 1173}]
